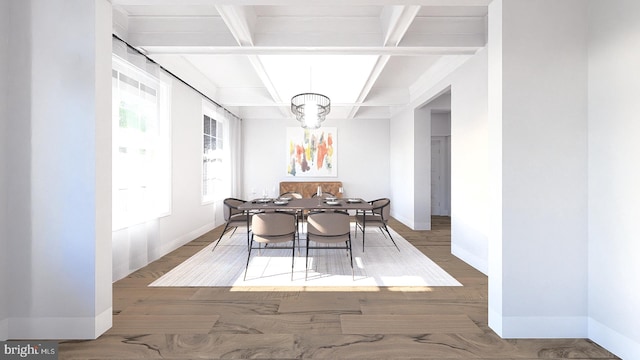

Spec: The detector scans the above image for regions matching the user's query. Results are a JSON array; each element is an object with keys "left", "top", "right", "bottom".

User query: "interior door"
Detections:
[{"left": 431, "top": 137, "right": 448, "bottom": 216}]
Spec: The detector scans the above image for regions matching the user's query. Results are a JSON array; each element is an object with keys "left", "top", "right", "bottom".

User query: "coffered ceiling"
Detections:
[{"left": 111, "top": 0, "right": 489, "bottom": 120}]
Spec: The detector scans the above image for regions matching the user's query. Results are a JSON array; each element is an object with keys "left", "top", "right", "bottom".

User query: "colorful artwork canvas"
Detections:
[{"left": 286, "top": 127, "right": 337, "bottom": 177}]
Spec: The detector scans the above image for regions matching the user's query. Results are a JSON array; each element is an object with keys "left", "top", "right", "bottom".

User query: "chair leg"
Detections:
[
  {"left": 354, "top": 220, "right": 366, "bottom": 251},
  {"left": 305, "top": 239, "right": 310, "bottom": 281},
  {"left": 291, "top": 238, "right": 296, "bottom": 281},
  {"left": 212, "top": 223, "right": 231, "bottom": 252},
  {"left": 348, "top": 236, "right": 354, "bottom": 280},
  {"left": 383, "top": 224, "right": 400, "bottom": 251},
  {"left": 244, "top": 236, "right": 254, "bottom": 281}
]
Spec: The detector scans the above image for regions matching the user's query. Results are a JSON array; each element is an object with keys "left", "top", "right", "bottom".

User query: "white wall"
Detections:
[
  {"left": 0, "top": 0, "right": 9, "bottom": 340},
  {"left": 112, "top": 75, "right": 219, "bottom": 281},
  {"left": 488, "top": 0, "right": 589, "bottom": 338},
  {"left": 389, "top": 108, "right": 416, "bottom": 226},
  {"left": 243, "top": 117, "right": 390, "bottom": 201},
  {"left": 449, "top": 50, "right": 489, "bottom": 275},
  {"left": 390, "top": 49, "right": 489, "bottom": 273},
  {"left": 5, "top": 1, "right": 33, "bottom": 341},
  {"left": 587, "top": 0, "right": 640, "bottom": 358},
  {"left": 431, "top": 112, "right": 451, "bottom": 137},
  {"left": 3, "top": 0, "right": 113, "bottom": 340}
]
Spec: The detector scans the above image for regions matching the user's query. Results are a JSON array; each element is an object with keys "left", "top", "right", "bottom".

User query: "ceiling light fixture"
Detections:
[{"left": 291, "top": 92, "right": 331, "bottom": 129}]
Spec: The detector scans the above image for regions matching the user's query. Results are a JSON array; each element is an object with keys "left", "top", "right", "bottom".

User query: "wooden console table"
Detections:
[{"left": 279, "top": 181, "right": 343, "bottom": 198}]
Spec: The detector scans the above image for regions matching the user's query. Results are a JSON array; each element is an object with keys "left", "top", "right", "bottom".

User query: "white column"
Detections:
[
  {"left": 488, "top": 0, "right": 589, "bottom": 338},
  {"left": 5, "top": 0, "right": 112, "bottom": 339},
  {"left": 0, "top": 0, "right": 10, "bottom": 340},
  {"left": 587, "top": 0, "right": 640, "bottom": 358}
]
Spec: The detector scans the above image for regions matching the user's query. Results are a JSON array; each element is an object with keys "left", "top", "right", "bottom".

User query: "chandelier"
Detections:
[{"left": 291, "top": 92, "right": 331, "bottom": 129}]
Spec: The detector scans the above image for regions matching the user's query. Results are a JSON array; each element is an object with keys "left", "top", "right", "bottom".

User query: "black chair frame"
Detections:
[
  {"left": 244, "top": 212, "right": 297, "bottom": 281},
  {"left": 305, "top": 211, "right": 354, "bottom": 280},
  {"left": 212, "top": 198, "right": 251, "bottom": 252},
  {"left": 354, "top": 198, "right": 400, "bottom": 252}
]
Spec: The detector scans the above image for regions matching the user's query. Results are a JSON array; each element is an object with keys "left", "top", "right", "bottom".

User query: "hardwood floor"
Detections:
[{"left": 59, "top": 217, "right": 618, "bottom": 359}]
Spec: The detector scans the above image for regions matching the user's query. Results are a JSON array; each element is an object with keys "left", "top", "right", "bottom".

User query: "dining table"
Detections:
[{"left": 237, "top": 197, "right": 373, "bottom": 249}]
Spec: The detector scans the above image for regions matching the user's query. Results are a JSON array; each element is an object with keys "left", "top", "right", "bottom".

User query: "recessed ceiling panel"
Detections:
[
  {"left": 374, "top": 56, "right": 441, "bottom": 88},
  {"left": 254, "top": 5, "right": 382, "bottom": 17},
  {"left": 183, "top": 55, "right": 265, "bottom": 88},
  {"left": 416, "top": 6, "right": 488, "bottom": 17},
  {"left": 258, "top": 55, "right": 378, "bottom": 104},
  {"left": 119, "top": 5, "right": 220, "bottom": 17}
]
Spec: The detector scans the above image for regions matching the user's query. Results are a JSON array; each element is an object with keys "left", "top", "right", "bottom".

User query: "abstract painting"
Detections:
[{"left": 286, "top": 127, "right": 337, "bottom": 177}]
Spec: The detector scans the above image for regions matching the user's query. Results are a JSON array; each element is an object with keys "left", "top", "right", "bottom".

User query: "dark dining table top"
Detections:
[{"left": 238, "top": 197, "right": 373, "bottom": 211}]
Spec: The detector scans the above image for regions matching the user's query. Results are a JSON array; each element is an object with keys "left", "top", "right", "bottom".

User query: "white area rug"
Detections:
[{"left": 150, "top": 225, "right": 462, "bottom": 287}]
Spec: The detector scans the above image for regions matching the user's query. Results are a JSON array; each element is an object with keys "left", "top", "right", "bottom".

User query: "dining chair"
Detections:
[
  {"left": 354, "top": 198, "right": 400, "bottom": 252},
  {"left": 305, "top": 211, "right": 354, "bottom": 280},
  {"left": 277, "top": 191, "right": 303, "bottom": 244},
  {"left": 279, "top": 191, "right": 303, "bottom": 199},
  {"left": 212, "top": 198, "right": 251, "bottom": 252},
  {"left": 311, "top": 191, "right": 335, "bottom": 199},
  {"left": 244, "top": 212, "right": 297, "bottom": 281}
]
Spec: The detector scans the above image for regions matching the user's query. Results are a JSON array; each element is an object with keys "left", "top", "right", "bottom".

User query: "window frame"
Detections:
[
  {"left": 112, "top": 55, "right": 172, "bottom": 230},
  {"left": 201, "top": 104, "right": 226, "bottom": 204}
]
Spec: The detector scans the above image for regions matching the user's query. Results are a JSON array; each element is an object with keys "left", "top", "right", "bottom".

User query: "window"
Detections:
[
  {"left": 202, "top": 108, "right": 225, "bottom": 203},
  {"left": 112, "top": 56, "right": 171, "bottom": 230}
]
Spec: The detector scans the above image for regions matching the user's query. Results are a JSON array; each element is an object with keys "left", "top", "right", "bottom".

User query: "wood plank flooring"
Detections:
[{"left": 59, "top": 217, "right": 619, "bottom": 359}]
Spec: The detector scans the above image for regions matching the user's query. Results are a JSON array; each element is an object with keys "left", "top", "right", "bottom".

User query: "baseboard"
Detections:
[
  {"left": 8, "top": 308, "right": 113, "bottom": 339},
  {"left": 390, "top": 212, "right": 412, "bottom": 229},
  {"left": 488, "top": 308, "right": 503, "bottom": 337},
  {"left": 498, "top": 315, "right": 588, "bottom": 338},
  {"left": 451, "top": 243, "right": 488, "bottom": 275},
  {"left": 412, "top": 221, "right": 431, "bottom": 230},
  {"left": 161, "top": 221, "right": 216, "bottom": 255},
  {"left": 95, "top": 307, "right": 112, "bottom": 338},
  {"left": 0, "top": 317, "right": 8, "bottom": 340},
  {"left": 113, "top": 221, "right": 218, "bottom": 282},
  {"left": 589, "top": 317, "right": 640, "bottom": 360}
]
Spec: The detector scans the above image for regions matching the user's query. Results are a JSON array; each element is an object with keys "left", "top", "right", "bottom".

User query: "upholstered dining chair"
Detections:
[
  {"left": 305, "top": 211, "right": 354, "bottom": 280},
  {"left": 354, "top": 198, "right": 400, "bottom": 252},
  {"left": 212, "top": 198, "right": 251, "bottom": 252},
  {"left": 244, "top": 212, "right": 297, "bottom": 281},
  {"left": 311, "top": 191, "right": 336, "bottom": 199},
  {"left": 277, "top": 191, "right": 303, "bottom": 243},
  {"left": 279, "top": 191, "right": 303, "bottom": 199}
]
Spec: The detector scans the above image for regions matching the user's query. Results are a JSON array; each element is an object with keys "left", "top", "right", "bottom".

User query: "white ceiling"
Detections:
[{"left": 112, "top": 0, "right": 489, "bottom": 120}]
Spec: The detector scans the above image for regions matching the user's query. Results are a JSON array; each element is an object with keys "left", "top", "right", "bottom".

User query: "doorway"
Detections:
[
  {"left": 414, "top": 89, "right": 451, "bottom": 230},
  {"left": 431, "top": 135, "right": 450, "bottom": 216}
]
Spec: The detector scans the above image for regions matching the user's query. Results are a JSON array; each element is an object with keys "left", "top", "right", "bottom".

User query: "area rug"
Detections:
[{"left": 150, "top": 225, "right": 462, "bottom": 287}]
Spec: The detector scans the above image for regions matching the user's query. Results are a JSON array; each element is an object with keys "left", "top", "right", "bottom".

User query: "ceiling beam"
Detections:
[
  {"left": 215, "top": 4, "right": 289, "bottom": 117},
  {"left": 382, "top": 5, "right": 421, "bottom": 46},
  {"left": 346, "top": 56, "right": 391, "bottom": 119},
  {"left": 217, "top": 88, "right": 407, "bottom": 107},
  {"left": 347, "top": 5, "right": 420, "bottom": 119},
  {"left": 113, "top": 0, "right": 491, "bottom": 6},
  {"left": 127, "top": 14, "right": 485, "bottom": 48},
  {"left": 143, "top": 45, "right": 481, "bottom": 56},
  {"left": 215, "top": 5, "right": 256, "bottom": 46},
  {"left": 246, "top": 55, "right": 286, "bottom": 106}
]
